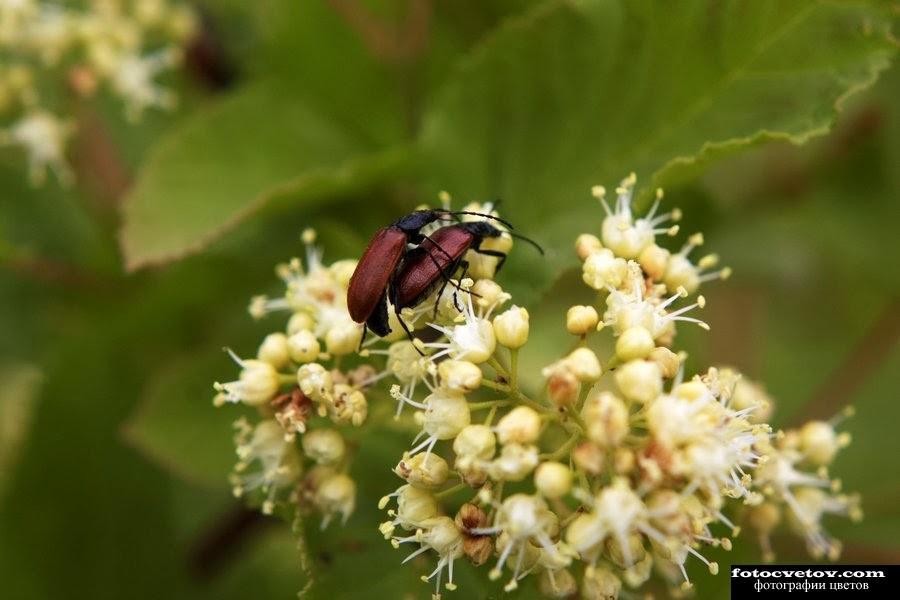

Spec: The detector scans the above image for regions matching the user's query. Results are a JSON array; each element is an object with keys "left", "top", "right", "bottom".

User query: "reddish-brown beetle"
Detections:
[
  {"left": 347, "top": 209, "right": 511, "bottom": 337},
  {"left": 388, "top": 220, "right": 543, "bottom": 337}
]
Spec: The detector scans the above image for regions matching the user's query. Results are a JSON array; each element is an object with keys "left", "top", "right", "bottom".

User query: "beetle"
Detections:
[
  {"left": 388, "top": 220, "right": 544, "bottom": 338},
  {"left": 347, "top": 209, "right": 511, "bottom": 337}
]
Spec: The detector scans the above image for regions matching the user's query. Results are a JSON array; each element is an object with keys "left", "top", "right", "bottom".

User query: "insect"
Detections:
[
  {"left": 347, "top": 209, "right": 511, "bottom": 338},
  {"left": 388, "top": 220, "right": 544, "bottom": 338}
]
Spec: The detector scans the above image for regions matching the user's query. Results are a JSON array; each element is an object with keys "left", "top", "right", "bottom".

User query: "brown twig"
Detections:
[
  {"left": 188, "top": 504, "right": 274, "bottom": 581},
  {"left": 789, "top": 298, "right": 900, "bottom": 426}
]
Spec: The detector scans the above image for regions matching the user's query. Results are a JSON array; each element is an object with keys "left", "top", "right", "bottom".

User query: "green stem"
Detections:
[
  {"left": 435, "top": 482, "right": 466, "bottom": 499},
  {"left": 509, "top": 348, "right": 519, "bottom": 391},
  {"left": 468, "top": 399, "right": 512, "bottom": 411},
  {"left": 279, "top": 374, "right": 297, "bottom": 385},
  {"left": 540, "top": 432, "right": 581, "bottom": 461}
]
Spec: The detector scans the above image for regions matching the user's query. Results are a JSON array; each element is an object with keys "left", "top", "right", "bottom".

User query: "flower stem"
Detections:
[
  {"left": 435, "top": 482, "right": 467, "bottom": 499},
  {"left": 541, "top": 432, "right": 581, "bottom": 461}
]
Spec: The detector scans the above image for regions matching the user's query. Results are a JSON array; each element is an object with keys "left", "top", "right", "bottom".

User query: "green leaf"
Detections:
[
  {"left": 420, "top": 0, "right": 896, "bottom": 304},
  {"left": 119, "top": 81, "right": 413, "bottom": 270},
  {"left": 0, "top": 363, "right": 41, "bottom": 497}
]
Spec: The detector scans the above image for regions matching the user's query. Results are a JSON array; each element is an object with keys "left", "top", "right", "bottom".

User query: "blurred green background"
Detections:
[{"left": 1, "top": 1, "right": 898, "bottom": 598}]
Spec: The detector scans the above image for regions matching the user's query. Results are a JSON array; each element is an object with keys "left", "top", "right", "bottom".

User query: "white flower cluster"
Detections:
[
  {"left": 0, "top": 0, "right": 195, "bottom": 185},
  {"left": 370, "top": 182, "right": 861, "bottom": 598},
  {"left": 215, "top": 230, "right": 370, "bottom": 527},
  {"left": 213, "top": 180, "right": 862, "bottom": 598}
]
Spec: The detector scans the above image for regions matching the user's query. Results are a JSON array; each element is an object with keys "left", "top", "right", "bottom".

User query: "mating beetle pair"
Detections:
[{"left": 347, "top": 208, "right": 542, "bottom": 341}]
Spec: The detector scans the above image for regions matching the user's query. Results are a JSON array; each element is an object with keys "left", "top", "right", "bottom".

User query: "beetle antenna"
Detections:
[
  {"left": 448, "top": 210, "right": 515, "bottom": 230},
  {"left": 507, "top": 231, "right": 545, "bottom": 255}
]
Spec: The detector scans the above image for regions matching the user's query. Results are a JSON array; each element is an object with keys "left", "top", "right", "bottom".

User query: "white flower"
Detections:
[
  {"left": 663, "top": 233, "right": 731, "bottom": 294},
  {"left": 427, "top": 292, "right": 496, "bottom": 363},
  {"left": 582, "top": 391, "right": 629, "bottom": 447},
  {"left": 495, "top": 406, "right": 541, "bottom": 445},
  {"left": 314, "top": 472, "right": 356, "bottom": 528},
  {"left": 230, "top": 419, "right": 301, "bottom": 515},
  {"left": 405, "top": 390, "right": 471, "bottom": 459},
  {"left": 257, "top": 332, "right": 290, "bottom": 369},
  {"left": 596, "top": 175, "right": 679, "bottom": 259},
  {"left": 394, "top": 452, "right": 449, "bottom": 490},
  {"left": 110, "top": 48, "right": 180, "bottom": 121},
  {"left": 535, "top": 462, "right": 573, "bottom": 499},
  {"left": 214, "top": 350, "right": 280, "bottom": 406},
  {"left": 1, "top": 110, "right": 74, "bottom": 186},
  {"left": 437, "top": 359, "right": 482, "bottom": 392},
  {"left": 391, "top": 516, "right": 464, "bottom": 598},
  {"left": 493, "top": 305, "right": 529, "bottom": 349},
  {"left": 301, "top": 429, "right": 346, "bottom": 466},
  {"left": 487, "top": 443, "right": 539, "bottom": 481},
  {"left": 582, "top": 248, "right": 627, "bottom": 290}
]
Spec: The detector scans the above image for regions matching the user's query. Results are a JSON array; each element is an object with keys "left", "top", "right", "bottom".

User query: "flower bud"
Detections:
[
  {"left": 572, "top": 442, "right": 605, "bottom": 475},
  {"left": 799, "top": 421, "right": 841, "bottom": 466},
  {"left": 575, "top": 233, "right": 603, "bottom": 261},
  {"left": 394, "top": 452, "right": 449, "bottom": 489},
  {"left": 493, "top": 306, "right": 529, "bottom": 349},
  {"left": 582, "top": 248, "right": 627, "bottom": 290},
  {"left": 613, "top": 447, "right": 635, "bottom": 474},
  {"left": 566, "top": 305, "right": 599, "bottom": 335},
  {"left": 471, "top": 279, "right": 510, "bottom": 311},
  {"left": 649, "top": 346, "right": 680, "bottom": 379},
  {"left": 496, "top": 406, "right": 541, "bottom": 445},
  {"left": 664, "top": 253, "right": 700, "bottom": 294},
  {"left": 582, "top": 391, "right": 629, "bottom": 447},
  {"left": 325, "top": 319, "right": 362, "bottom": 356},
  {"left": 581, "top": 566, "right": 622, "bottom": 600},
  {"left": 488, "top": 443, "right": 539, "bottom": 481},
  {"left": 606, "top": 533, "right": 646, "bottom": 569},
  {"left": 615, "top": 326, "right": 654, "bottom": 361},
  {"left": 566, "top": 347, "right": 602, "bottom": 382},
  {"left": 638, "top": 243, "right": 670, "bottom": 281},
  {"left": 614, "top": 360, "right": 662, "bottom": 404},
  {"left": 423, "top": 390, "right": 471, "bottom": 440},
  {"left": 394, "top": 485, "right": 438, "bottom": 528},
  {"left": 257, "top": 332, "right": 290, "bottom": 369},
  {"left": 421, "top": 516, "right": 464, "bottom": 556},
  {"left": 544, "top": 363, "right": 579, "bottom": 408},
  {"left": 301, "top": 429, "right": 345, "bottom": 465},
  {"left": 438, "top": 360, "right": 483, "bottom": 392},
  {"left": 539, "top": 568, "right": 577, "bottom": 599},
  {"left": 748, "top": 502, "right": 782, "bottom": 534},
  {"left": 288, "top": 330, "right": 320, "bottom": 363},
  {"left": 314, "top": 473, "right": 356, "bottom": 525},
  {"left": 297, "top": 363, "right": 333, "bottom": 402},
  {"left": 329, "top": 259, "right": 357, "bottom": 287},
  {"left": 535, "top": 461, "right": 573, "bottom": 499},
  {"left": 454, "top": 424, "right": 496, "bottom": 462},
  {"left": 286, "top": 312, "right": 315, "bottom": 335},
  {"left": 215, "top": 359, "right": 280, "bottom": 406},
  {"left": 730, "top": 373, "right": 773, "bottom": 423}
]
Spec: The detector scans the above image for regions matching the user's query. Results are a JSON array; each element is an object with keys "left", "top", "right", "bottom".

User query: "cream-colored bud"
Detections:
[
  {"left": 566, "top": 305, "right": 599, "bottom": 335},
  {"left": 566, "top": 347, "right": 602, "bottom": 382},
  {"left": 575, "top": 233, "right": 603, "bottom": 261},
  {"left": 329, "top": 259, "right": 358, "bottom": 288},
  {"left": 297, "top": 363, "right": 333, "bottom": 402},
  {"left": 614, "top": 360, "right": 662, "bottom": 404},
  {"left": 314, "top": 473, "right": 355, "bottom": 524},
  {"left": 471, "top": 279, "right": 510, "bottom": 311},
  {"left": 257, "top": 332, "right": 290, "bottom": 369},
  {"left": 488, "top": 443, "right": 539, "bottom": 481},
  {"left": 582, "top": 391, "right": 629, "bottom": 447},
  {"left": 638, "top": 243, "right": 670, "bottom": 281},
  {"left": 286, "top": 312, "right": 315, "bottom": 335},
  {"left": 423, "top": 391, "right": 471, "bottom": 440},
  {"left": 394, "top": 485, "right": 438, "bottom": 528},
  {"left": 215, "top": 359, "right": 279, "bottom": 406},
  {"left": 493, "top": 306, "right": 529, "bottom": 349},
  {"left": 302, "top": 429, "right": 346, "bottom": 465},
  {"left": 582, "top": 249, "right": 627, "bottom": 290},
  {"left": 747, "top": 502, "right": 781, "bottom": 534},
  {"left": 453, "top": 425, "right": 497, "bottom": 460},
  {"left": 538, "top": 568, "right": 577, "bottom": 599},
  {"left": 330, "top": 384, "right": 367, "bottom": 426},
  {"left": 664, "top": 254, "right": 700, "bottom": 294},
  {"left": 544, "top": 363, "right": 579, "bottom": 408},
  {"left": 495, "top": 406, "right": 541, "bottom": 445},
  {"left": 649, "top": 346, "right": 680, "bottom": 379},
  {"left": 394, "top": 452, "right": 449, "bottom": 489},
  {"left": 572, "top": 442, "right": 605, "bottom": 475},
  {"left": 581, "top": 566, "right": 621, "bottom": 600},
  {"left": 288, "top": 330, "right": 320, "bottom": 363},
  {"left": 325, "top": 319, "right": 362, "bottom": 356},
  {"left": 613, "top": 447, "right": 635, "bottom": 474},
  {"left": 799, "top": 421, "right": 840, "bottom": 466},
  {"left": 438, "top": 360, "right": 483, "bottom": 392},
  {"left": 535, "top": 462, "right": 573, "bottom": 499},
  {"left": 615, "top": 326, "right": 655, "bottom": 361}
]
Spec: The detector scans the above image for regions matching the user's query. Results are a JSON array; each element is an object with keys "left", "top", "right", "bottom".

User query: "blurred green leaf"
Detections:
[
  {"left": 0, "top": 363, "right": 41, "bottom": 498},
  {"left": 120, "top": 81, "right": 413, "bottom": 269},
  {"left": 420, "top": 0, "right": 896, "bottom": 304}
]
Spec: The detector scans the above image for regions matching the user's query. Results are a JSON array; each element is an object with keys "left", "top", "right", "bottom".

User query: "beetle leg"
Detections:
[
  {"left": 420, "top": 235, "right": 457, "bottom": 265},
  {"left": 432, "top": 258, "right": 464, "bottom": 318},
  {"left": 451, "top": 259, "right": 470, "bottom": 313},
  {"left": 389, "top": 280, "right": 423, "bottom": 353},
  {"left": 473, "top": 248, "right": 507, "bottom": 273}
]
